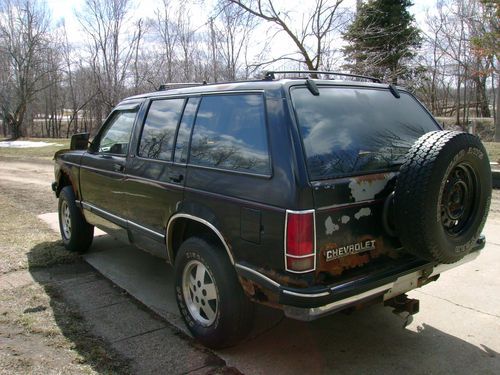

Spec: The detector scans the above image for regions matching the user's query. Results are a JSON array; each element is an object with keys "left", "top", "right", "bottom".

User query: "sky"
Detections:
[
  {"left": 45, "top": 0, "right": 439, "bottom": 32},
  {"left": 45, "top": 0, "right": 439, "bottom": 64}
]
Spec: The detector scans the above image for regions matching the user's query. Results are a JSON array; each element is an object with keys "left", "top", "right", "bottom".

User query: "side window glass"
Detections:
[
  {"left": 139, "top": 99, "right": 185, "bottom": 161},
  {"left": 174, "top": 97, "right": 200, "bottom": 163},
  {"left": 190, "top": 94, "right": 270, "bottom": 175},
  {"left": 98, "top": 111, "right": 137, "bottom": 155}
]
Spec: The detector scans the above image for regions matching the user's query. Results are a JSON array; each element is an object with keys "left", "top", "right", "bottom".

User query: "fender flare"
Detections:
[{"left": 166, "top": 213, "right": 235, "bottom": 265}]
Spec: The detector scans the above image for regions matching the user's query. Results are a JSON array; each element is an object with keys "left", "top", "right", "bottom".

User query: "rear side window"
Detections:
[
  {"left": 189, "top": 94, "right": 270, "bottom": 175},
  {"left": 138, "top": 99, "right": 185, "bottom": 161},
  {"left": 174, "top": 97, "right": 200, "bottom": 164},
  {"left": 291, "top": 87, "right": 439, "bottom": 180}
]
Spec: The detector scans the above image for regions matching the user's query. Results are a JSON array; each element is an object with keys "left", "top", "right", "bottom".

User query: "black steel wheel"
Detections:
[{"left": 394, "top": 131, "right": 491, "bottom": 263}]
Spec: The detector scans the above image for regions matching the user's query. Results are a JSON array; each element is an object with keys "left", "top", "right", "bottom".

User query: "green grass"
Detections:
[{"left": 0, "top": 138, "right": 70, "bottom": 161}]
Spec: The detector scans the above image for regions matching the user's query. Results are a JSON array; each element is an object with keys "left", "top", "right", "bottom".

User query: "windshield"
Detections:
[{"left": 291, "top": 86, "right": 439, "bottom": 180}]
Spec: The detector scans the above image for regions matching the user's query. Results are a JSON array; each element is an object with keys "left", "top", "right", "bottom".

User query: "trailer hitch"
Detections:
[{"left": 385, "top": 294, "right": 420, "bottom": 328}]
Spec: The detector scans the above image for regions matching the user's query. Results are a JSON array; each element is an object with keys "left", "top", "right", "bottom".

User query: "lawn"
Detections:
[
  {"left": 483, "top": 142, "right": 500, "bottom": 164},
  {"left": 2, "top": 137, "right": 500, "bottom": 163},
  {"left": 0, "top": 137, "right": 70, "bottom": 161}
]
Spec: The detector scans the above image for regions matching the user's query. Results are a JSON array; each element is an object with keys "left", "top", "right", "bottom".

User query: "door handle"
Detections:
[
  {"left": 169, "top": 174, "right": 184, "bottom": 183},
  {"left": 113, "top": 163, "right": 125, "bottom": 172}
]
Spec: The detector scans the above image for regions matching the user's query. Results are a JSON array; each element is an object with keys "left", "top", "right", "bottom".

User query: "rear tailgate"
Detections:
[
  {"left": 312, "top": 172, "right": 401, "bottom": 279},
  {"left": 289, "top": 83, "right": 442, "bottom": 281}
]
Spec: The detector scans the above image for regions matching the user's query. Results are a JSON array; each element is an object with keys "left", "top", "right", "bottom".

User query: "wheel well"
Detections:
[
  {"left": 169, "top": 218, "right": 229, "bottom": 263},
  {"left": 57, "top": 172, "right": 72, "bottom": 196}
]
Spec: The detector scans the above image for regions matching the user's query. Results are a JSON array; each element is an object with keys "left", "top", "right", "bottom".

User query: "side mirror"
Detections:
[{"left": 70, "top": 133, "right": 90, "bottom": 150}]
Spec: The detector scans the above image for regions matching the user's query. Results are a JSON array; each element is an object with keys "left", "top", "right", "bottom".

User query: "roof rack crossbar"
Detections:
[
  {"left": 263, "top": 70, "right": 381, "bottom": 83},
  {"left": 158, "top": 82, "right": 207, "bottom": 91}
]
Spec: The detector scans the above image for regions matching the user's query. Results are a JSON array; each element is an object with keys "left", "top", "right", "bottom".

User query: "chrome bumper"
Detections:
[{"left": 282, "top": 251, "right": 481, "bottom": 321}]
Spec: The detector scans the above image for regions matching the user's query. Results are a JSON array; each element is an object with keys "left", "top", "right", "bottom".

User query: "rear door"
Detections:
[
  {"left": 290, "top": 85, "right": 440, "bottom": 280},
  {"left": 124, "top": 97, "right": 198, "bottom": 259}
]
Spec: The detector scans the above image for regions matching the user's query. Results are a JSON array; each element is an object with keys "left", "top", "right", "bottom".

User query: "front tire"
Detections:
[
  {"left": 174, "top": 237, "right": 254, "bottom": 349},
  {"left": 58, "top": 186, "right": 94, "bottom": 252}
]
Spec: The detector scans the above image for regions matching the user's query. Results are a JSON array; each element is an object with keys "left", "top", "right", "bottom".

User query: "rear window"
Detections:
[{"left": 291, "top": 86, "right": 439, "bottom": 180}]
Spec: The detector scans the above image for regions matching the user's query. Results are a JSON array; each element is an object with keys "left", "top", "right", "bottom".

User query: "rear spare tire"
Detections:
[{"left": 394, "top": 131, "right": 491, "bottom": 263}]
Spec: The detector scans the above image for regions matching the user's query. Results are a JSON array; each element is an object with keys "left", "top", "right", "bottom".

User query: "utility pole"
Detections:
[{"left": 209, "top": 17, "right": 218, "bottom": 83}]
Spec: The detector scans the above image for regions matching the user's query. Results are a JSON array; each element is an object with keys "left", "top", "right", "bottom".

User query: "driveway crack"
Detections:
[
  {"left": 414, "top": 290, "right": 500, "bottom": 319},
  {"left": 111, "top": 326, "right": 167, "bottom": 343}
]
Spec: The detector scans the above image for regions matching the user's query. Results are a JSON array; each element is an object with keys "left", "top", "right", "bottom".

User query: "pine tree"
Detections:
[{"left": 343, "top": 0, "right": 421, "bottom": 84}]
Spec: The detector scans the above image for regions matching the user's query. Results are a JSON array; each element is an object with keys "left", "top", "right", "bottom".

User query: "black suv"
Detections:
[{"left": 52, "top": 71, "right": 491, "bottom": 348}]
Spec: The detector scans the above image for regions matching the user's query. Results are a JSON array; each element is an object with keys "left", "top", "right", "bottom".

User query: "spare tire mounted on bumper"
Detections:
[{"left": 394, "top": 130, "right": 491, "bottom": 264}]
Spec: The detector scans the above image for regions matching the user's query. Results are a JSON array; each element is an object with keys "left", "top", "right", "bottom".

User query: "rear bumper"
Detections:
[{"left": 235, "top": 237, "right": 485, "bottom": 321}]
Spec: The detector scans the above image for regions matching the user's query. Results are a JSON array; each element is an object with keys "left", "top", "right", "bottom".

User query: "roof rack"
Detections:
[
  {"left": 263, "top": 70, "right": 381, "bottom": 83},
  {"left": 158, "top": 82, "right": 207, "bottom": 91}
]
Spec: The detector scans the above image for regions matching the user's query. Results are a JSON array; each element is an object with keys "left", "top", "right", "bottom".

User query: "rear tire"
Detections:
[
  {"left": 174, "top": 237, "right": 254, "bottom": 349},
  {"left": 58, "top": 186, "right": 94, "bottom": 253}
]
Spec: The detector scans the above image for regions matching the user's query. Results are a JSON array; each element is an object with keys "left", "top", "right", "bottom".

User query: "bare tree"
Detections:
[
  {"left": 225, "top": 0, "right": 347, "bottom": 71},
  {"left": 420, "top": 0, "right": 494, "bottom": 127},
  {"left": 155, "top": 0, "right": 179, "bottom": 83},
  {"left": 212, "top": 3, "right": 257, "bottom": 80},
  {"left": 177, "top": 7, "right": 196, "bottom": 81},
  {"left": 78, "top": 0, "right": 142, "bottom": 112},
  {"left": 0, "top": 0, "right": 53, "bottom": 138}
]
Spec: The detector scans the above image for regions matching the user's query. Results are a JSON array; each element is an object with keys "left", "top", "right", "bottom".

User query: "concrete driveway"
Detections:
[{"left": 40, "top": 213, "right": 500, "bottom": 374}]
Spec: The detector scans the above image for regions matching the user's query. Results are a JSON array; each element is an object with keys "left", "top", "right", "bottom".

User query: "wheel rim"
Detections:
[
  {"left": 440, "top": 163, "right": 477, "bottom": 236},
  {"left": 61, "top": 200, "right": 71, "bottom": 240},
  {"left": 182, "top": 259, "right": 219, "bottom": 327}
]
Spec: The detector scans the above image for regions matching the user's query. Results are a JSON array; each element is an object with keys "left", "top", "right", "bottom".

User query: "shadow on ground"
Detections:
[
  {"left": 226, "top": 304, "right": 499, "bottom": 374},
  {"left": 27, "top": 240, "right": 228, "bottom": 375},
  {"left": 27, "top": 241, "right": 132, "bottom": 374},
  {"left": 27, "top": 239, "right": 499, "bottom": 375}
]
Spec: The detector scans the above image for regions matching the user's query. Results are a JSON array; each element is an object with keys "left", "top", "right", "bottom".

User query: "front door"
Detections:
[{"left": 79, "top": 105, "right": 139, "bottom": 241}]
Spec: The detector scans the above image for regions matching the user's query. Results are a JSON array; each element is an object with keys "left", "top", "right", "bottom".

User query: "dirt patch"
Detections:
[
  {"left": 0, "top": 180, "right": 75, "bottom": 274},
  {"left": 0, "top": 156, "right": 130, "bottom": 374}
]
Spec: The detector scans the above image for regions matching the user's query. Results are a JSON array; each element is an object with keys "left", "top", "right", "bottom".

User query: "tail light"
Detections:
[{"left": 285, "top": 210, "right": 316, "bottom": 273}]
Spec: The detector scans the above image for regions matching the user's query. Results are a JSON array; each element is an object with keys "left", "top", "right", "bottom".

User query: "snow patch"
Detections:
[
  {"left": 0, "top": 140, "right": 63, "bottom": 148},
  {"left": 341, "top": 215, "right": 350, "bottom": 224}
]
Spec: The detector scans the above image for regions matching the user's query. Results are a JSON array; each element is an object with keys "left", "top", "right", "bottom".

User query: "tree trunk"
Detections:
[
  {"left": 11, "top": 120, "right": 22, "bottom": 139},
  {"left": 495, "top": 75, "right": 500, "bottom": 142},
  {"left": 456, "top": 76, "right": 461, "bottom": 127},
  {"left": 474, "top": 75, "right": 491, "bottom": 118}
]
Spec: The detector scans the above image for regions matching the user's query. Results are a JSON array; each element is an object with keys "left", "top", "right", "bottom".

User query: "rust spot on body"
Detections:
[{"left": 349, "top": 172, "right": 395, "bottom": 202}]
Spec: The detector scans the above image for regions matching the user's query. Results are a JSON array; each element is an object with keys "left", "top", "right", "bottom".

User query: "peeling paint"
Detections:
[
  {"left": 340, "top": 215, "right": 350, "bottom": 224},
  {"left": 354, "top": 207, "right": 371, "bottom": 220},
  {"left": 325, "top": 216, "right": 339, "bottom": 234},
  {"left": 348, "top": 173, "right": 395, "bottom": 202}
]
